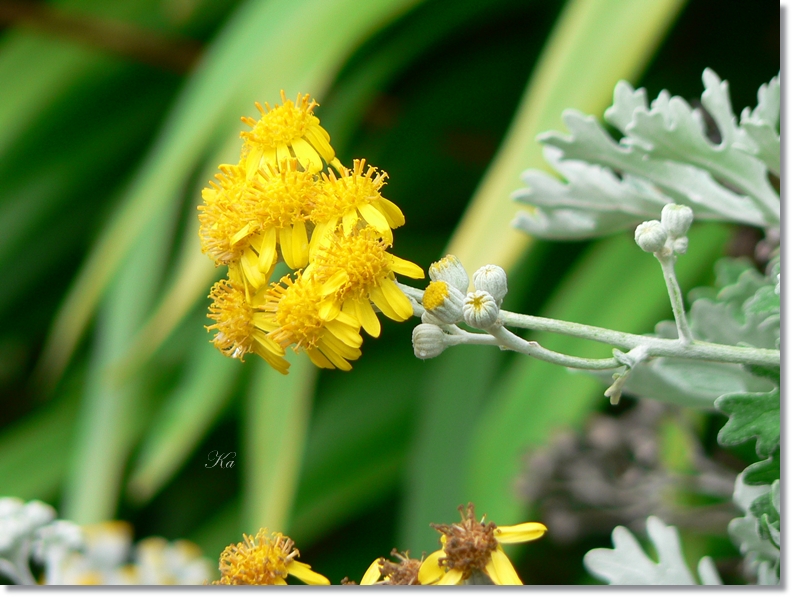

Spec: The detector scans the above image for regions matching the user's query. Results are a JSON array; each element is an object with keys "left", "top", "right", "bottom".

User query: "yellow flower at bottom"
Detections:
[
  {"left": 213, "top": 529, "right": 328, "bottom": 585},
  {"left": 418, "top": 503, "right": 547, "bottom": 585}
]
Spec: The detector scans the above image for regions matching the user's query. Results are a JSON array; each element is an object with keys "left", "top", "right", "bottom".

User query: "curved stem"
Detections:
[
  {"left": 397, "top": 282, "right": 780, "bottom": 368},
  {"left": 656, "top": 252, "right": 693, "bottom": 344}
]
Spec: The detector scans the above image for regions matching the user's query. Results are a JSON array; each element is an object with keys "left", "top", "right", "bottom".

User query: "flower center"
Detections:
[
  {"left": 217, "top": 530, "right": 297, "bottom": 585},
  {"left": 265, "top": 275, "right": 326, "bottom": 350},
  {"left": 312, "top": 227, "right": 391, "bottom": 300},
  {"left": 198, "top": 164, "right": 257, "bottom": 263},
  {"left": 206, "top": 279, "right": 256, "bottom": 360},
  {"left": 311, "top": 159, "right": 387, "bottom": 223},
  {"left": 422, "top": 280, "right": 450, "bottom": 311},
  {"left": 241, "top": 95, "right": 319, "bottom": 149},
  {"left": 250, "top": 161, "right": 316, "bottom": 229},
  {"left": 432, "top": 504, "right": 498, "bottom": 578}
]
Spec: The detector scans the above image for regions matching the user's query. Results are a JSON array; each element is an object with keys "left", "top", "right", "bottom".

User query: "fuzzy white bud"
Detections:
[
  {"left": 412, "top": 323, "right": 447, "bottom": 359},
  {"left": 472, "top": 265, "right": 508, "bottom": 303},
  {"left": 672, "top": 237, "right": 688, "bottom": 255},
  {"left": 661, "top": 203, "right": 694, "bottom": 239},
  {"left": 428, "top": 255, "right": 470, "bottom": 294},
  {"left": 421, "top": 280, "right": 465, "bottom": 324},
  {"left": 463, "top": 290, "right": 500, "bottom": 329},
  {"left": 634, "top": 220, "right": 667, "bottom": 253}
]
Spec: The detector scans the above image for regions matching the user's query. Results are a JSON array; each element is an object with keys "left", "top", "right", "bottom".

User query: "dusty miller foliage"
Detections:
[{"left": 515, "top": 70, "right": 780, "bottom": 585}]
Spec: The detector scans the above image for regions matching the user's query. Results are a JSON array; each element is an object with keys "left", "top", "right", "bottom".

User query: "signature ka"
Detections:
[{"left": 206, "top": 450, "right": 236, "bottom": 469}]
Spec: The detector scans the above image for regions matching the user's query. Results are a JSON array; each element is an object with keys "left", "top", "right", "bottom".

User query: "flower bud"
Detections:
[
  {"left": 634, "top": 220, "right": 667, "bottom": 253},
  {"left": 428, "top": 255, "right": 469, "bottom": 294},
  {"left": 463, "top": 290, "right": 500, "bottom": 329},
  {"left": 472, "top": 265, "right": 508, "bottom": 303},
  {"left": 412, "top": 323, "right": 447, "bottom": 359},
  {"left": 422, "top": 280, "right": 465, "bottom": 324},
  {"left": 672, "top": 237, "right": 688, "bottom": 255},
  {"left": 660, "top": 203, "right": 694, "bottom": 239}
]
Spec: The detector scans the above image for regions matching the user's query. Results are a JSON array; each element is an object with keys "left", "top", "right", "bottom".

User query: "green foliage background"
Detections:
[{"left": 0, "top": 0, "right": 779, "bottom": 584}]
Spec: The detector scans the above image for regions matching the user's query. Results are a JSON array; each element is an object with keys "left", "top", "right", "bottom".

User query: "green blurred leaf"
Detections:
[
  {"left": 742, "top": 450, "right": 780, "bottom": 486},
  {"left": 243, "top": 354, "right": 318, "bottom": 533},
  {"left": 127, "top": 337, "right": 240, "bottom": 504},
  {"left": 446, "top": 0, "right": 687, "bottom": 274}
]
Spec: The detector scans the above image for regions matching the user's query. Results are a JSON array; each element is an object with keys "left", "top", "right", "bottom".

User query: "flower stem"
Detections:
[
  {"left": 397, "top": 282, "right": 780, "bottom": 368},
  {"left": 656, "top": 252, "right": 693, "bottom": 344}
]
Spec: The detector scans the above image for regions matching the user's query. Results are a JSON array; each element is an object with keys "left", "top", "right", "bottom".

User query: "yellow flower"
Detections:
[
  {"left": 198, "top": 163, "right": 259, "bottom": 266},
  {"left": 213, "top": 529, "right": 328, "bottom": 585},
  {"left": 245, "top": 159, "right": 318, "bottom": 271},
  {"left": 259, "top": 272, "right": 364, "bottom": 371},
  {"left": 240, "top": 91, "right": 338, "bottom": 177},
  {"left": 206, "top": 271, "right": 290, "bottom": 374},
  {"left": 309, "top": 159, "right": 405, "bottom": 256},
  {"left": 359, "top": 550, "right": 423, "bottom": 585},
  {"left": 417, "top": 504, "right": 547, "bottom": 585},
  {"left": 305, "top": 226, "right": 424, "bottom": 336}
]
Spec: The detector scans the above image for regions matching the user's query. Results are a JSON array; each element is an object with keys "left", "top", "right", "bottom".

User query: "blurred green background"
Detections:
[{"left": 0, "top": 0, "right": 778, "bottom": 584}]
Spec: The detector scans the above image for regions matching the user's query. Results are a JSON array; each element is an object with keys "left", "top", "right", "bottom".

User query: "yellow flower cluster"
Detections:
[{"left": 199, "top": 91, "right": 424, "bottom": 374}]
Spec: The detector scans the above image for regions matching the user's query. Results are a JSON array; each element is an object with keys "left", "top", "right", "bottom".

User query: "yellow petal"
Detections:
[
  {"left": 278, "top": 226, "right": 295, "bottom": 269},
  {"left": 369, "top": 285, "right": 400, "bottom": 321},
  {"left": 276, "top": 144, "right": 292, "bottom": 169},
  {"left": 308, "top": 219, "right": 333, "bottom": 260},
  {"left": 354, "top": 298, "right": 381, "bottom": 337},
  {"left": 437, "top": 568, "right": 465, "bottom": 585},
  {"left": 375, "top": 197, "right": 405, "bottom": 227},
  {"left": 231, "top": 222, "right": 255, "bottom": 245},
  {"left": 321, "top": 332, "right": 361, "bottom": 361},
  {"left": 290, "top": 220, "right": 309, "bottom": 268},
  {"left": 360, "top": 559, "right": 381, "bottom": 585},
  {"left": 320, "top": 270, "right": 349, "bottom": 296},
  {"left": 286, "top": 561, "right": 330, "bottom": 585},
  {"left": 316, "top": 340, "right": 352, "bottom": 371},
  {"left": 273, "top": 577, "right": 287, "bottom": 585},
  {"left": 335, "top": 310, "right": 359, "bottom": 328},
  {"left": 318, "top": 298, "right": 341, "bottom": 321},
  {"left": 389, "top": 254, "right": 425, "bottom": 279},
  {"left": 244, "top": 145, "right": 264, "bottom": 178},
  {"left": 358, "top": 202, "right": 390, "bottom": 234},
  {"left": 240, "top": 247, "right": 265, "bottom": 290},
  {"left": 257, "top": 227, "right": 277, "bottom": 270},
  {"left": 291, "top": 137, "right": 321, "bottom": 173},
  {"left": 304, "top": 126, "right": 336, "bottom": 164},
  {"left": 306, "top": 347, "right": 334, "bottom": 369},
  {"left": 484, "top": 547, "right": 522, "bottom": 585},
  {"left": 342, "top": 209, "right": 358, "bottom": 236},
  {"left": 494, "top": 522, "right": 547, "bottom": 544},
  {"left": 379, "top": 277, "right": 414, "bottom": 320},
  {"left": 417, "top": 550, "right": 446, "bottom": 585},
  {"left": 325, "top": 318, "right": 363, "bottom": 348}
]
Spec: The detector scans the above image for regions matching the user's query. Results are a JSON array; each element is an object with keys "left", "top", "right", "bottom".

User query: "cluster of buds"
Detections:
[
  {"left": 199, "top": 91, "right": 423, "bottom": 374},
  {"left": 634, "top": 203, "right": 694, "bottom": 256},
  {"left": 412, "top": 256, "right": 508, "bottom": 360}
]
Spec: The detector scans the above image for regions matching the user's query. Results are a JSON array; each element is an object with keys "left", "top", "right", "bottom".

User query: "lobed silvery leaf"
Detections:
[
  {"left": 728, "top": 474, "right": 780, "bottom": 585},
  {"left": 588, "top": 357, "right": 774, "bottom": 410},
  {"left": 514, "top": 70, "right": 780, "bottom": 240},
  {"left": 742, "top": 450, "right": 780, "bottom": 486},
  {"left": 583, "top": 516, "right": 721, "bottom": 585}
]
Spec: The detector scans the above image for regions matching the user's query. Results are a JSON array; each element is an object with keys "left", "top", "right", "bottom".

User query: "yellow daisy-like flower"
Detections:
[
  {"left": 205, "top": 271, "right": 290, "bottom": 374},
  {"left": 244, "top": 159, "right": 318, "bottom": 272},
  {"left": 213, "top": 529, "right": 328, "bottom": 585},
  {"left": 359, "top": 550, "right": 423, "bottom": 585},
  {"left": 240, "top": 91, "right": 338, "bottom": 177},
  {"left": 309, "top": 159, "right": 405, "bottom": 257},
  {"left": 198, "top": 163, "right": 259, "bottom": 266},
  {"left": 418, "top": 503, "right": 547, "bottom": 585},
  {"left": 306, "top": 226, "right": 424, "bottom": 336},
  {"left": 259, "top": 272, "right": 364, "bottom": 371}
]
